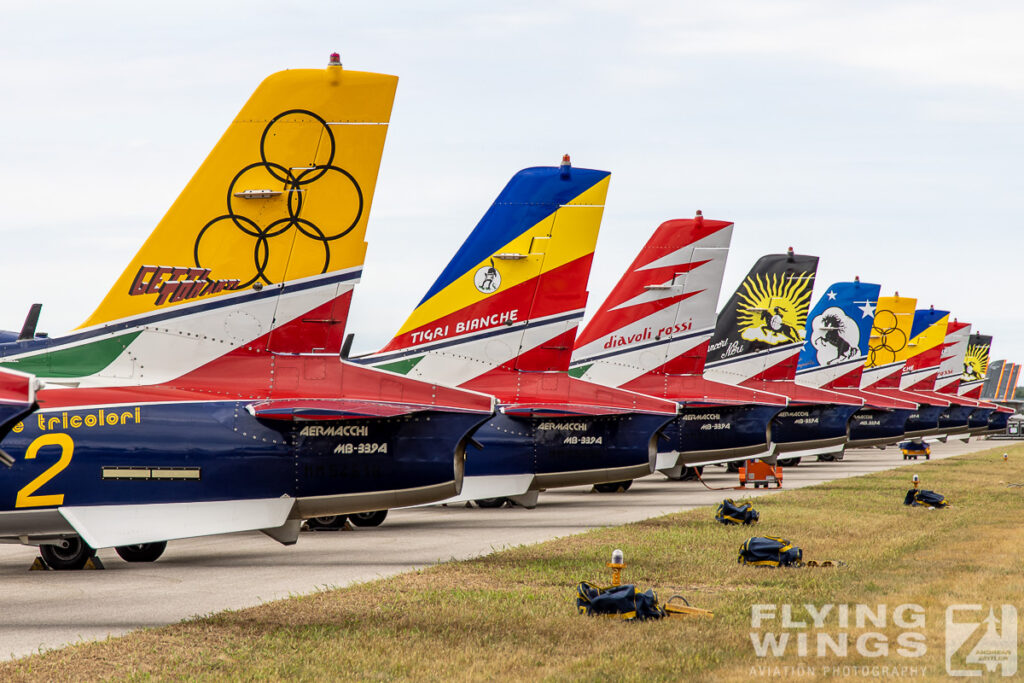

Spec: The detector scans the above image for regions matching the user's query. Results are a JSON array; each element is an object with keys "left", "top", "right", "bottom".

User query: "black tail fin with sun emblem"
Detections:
[
  {"left": 703, "top": 251, "right": 818, "bottom": 384},
  {"left": 960, "top": 333, "right": 993, "bottom": 399}
]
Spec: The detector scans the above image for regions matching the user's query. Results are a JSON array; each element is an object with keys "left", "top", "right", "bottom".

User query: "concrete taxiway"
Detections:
[{"left": 0, "top": 438, "right": 1001, "bottom": 660}]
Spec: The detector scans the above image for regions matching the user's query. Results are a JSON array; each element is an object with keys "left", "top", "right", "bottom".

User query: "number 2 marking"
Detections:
[{"left": 15, "top": 433, "right": 75, "bottom": 508}]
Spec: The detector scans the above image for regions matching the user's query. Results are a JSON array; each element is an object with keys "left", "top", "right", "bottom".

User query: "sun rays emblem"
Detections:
[
  {"left": 736, "top": 271, "right": 813, "bottom": 345},
  {"left": 962, "top": 342, "right": 989, "bottom": 382}
]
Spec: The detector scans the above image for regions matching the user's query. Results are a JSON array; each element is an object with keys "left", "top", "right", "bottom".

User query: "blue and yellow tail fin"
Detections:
[{"left": 368, "top": 158, "right": 610, "bottom": 387}]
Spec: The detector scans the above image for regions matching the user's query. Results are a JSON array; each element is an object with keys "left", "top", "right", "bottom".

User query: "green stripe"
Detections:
[
  {"left": 568, "top": 363, "right": 592, "bottom": 379},
  {"left": 375, "top": 355, "right": 424, "bottom": 376},
  {"left": 0, "top": 331, "right": 142, "bottom": 377}
]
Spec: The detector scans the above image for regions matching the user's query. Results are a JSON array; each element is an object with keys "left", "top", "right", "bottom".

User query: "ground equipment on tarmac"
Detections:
[
  {"left": 738, "top": 460, "right": 783, "bottom": 488},
  {"left": 899, "top": 439, "right": 931, "bottom": 460}
]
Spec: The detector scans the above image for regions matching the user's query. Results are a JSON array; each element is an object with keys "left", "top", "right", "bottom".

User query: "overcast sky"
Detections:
[{"left": 1, "top": 1, "right": 1021, "bottom": 366}]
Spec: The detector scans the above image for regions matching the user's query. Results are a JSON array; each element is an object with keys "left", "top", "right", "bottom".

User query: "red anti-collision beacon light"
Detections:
[
  {"left": 694, "top": 209, "right": 703, "bottom": 227},
  {"left": 329, "top": 52, "right": 342, "bottom": 66},
  {"left": 559, "top": 154, "right": 571, "bottom": 178}
]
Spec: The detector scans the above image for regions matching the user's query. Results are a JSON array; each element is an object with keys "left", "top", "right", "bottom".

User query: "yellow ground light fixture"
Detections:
[
  {"left": 607, "top": 548, "right": 625, "bottom": 586},
  {"left": 1004, "top": 452, "right": 1009, "bottom": 462},
  {"left": 912, "top": 474, "right": 920, "bottom": 490}
]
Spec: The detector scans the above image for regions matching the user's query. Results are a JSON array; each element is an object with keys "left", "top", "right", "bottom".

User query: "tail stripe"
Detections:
[
  {"left": 359, "top": 309, "right": 584, "bottom": 366},
  {"left": 1, "top": 268, "right": 361, "bottom": 361}
]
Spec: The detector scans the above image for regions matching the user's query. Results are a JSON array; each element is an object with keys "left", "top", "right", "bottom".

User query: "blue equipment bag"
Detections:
[
  {"left": 904, "top": 489, "right": 949, "bottom": 507},
  {"left": 738, "top": 536, "right": 803, "bottom": 567},
  {"left": 576, "top": 581, "right": 665, "bottom": 620},
  {"left": 716, "top": 499, "right": 759, "bottom": 525}
]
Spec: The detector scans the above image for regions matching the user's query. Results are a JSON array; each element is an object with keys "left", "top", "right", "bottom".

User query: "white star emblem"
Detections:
[
  {"left": 856, "top": 300, "right": 876, "bottom": 319},
  {"left": 826, "top": 290, "right": 837, "bottom": 300}
]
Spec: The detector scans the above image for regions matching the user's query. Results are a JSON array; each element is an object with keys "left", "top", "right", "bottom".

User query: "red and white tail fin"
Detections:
[
  {"left": 934, "top": 320, "right": 971, "bottom": 394},
  {"left": 570, "top": 213, "right": 732, "bottom": 386}
]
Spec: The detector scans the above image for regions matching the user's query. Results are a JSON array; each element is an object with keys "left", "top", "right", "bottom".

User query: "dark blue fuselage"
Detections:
[
  {"left": 937, "top": 405, "right": 973, "bottom": 433},
  {"left": 772, "top": 404, "right": 860, "bottom": 454},
  {"left": 467, "top": 412, "right": 672, "bottom": 485},
  {"left": 847, "top": 408, "right": 913, "bottom": 447},
  {"left": 988, "top": 410, "right": 1011, "bottom": 432},
  {"left": 659, "top": 404, "right": 781, "bottom": 465},
  {"left": 0, "top": 402, "right": 481, "bottom": 511},
  {"left": 903, "top": 405, "right": 946, "bottom": 437},
  {"left": 968, "top": 407, "right": 995, "bottom": 431}
]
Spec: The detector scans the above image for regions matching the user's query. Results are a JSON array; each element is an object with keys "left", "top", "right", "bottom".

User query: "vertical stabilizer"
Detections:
[
  {"left": 369, "top": 161, "right": 610, "bottom": 386},
  {"left": 900, "top": 308, "right": 950, "bottom": 391},
  {"left": 861, "top": 294, "right": 917, "bottom": 389},
  {"left": 1, "top": 60, "right": 397, "bottom": 385},
  {"left": 960, "top": 333, "right": 993, "bottom": 399},
  {"left": 934, "top": 320, "right": 971, "bottom": 394},
  {"left": 570, "top": 214, "right": 733, "bottom": 386},
  {"left": 703, "top": 251, "right": 817, "bottom": 386},
  {"left": 795, "top": 279, "right": 880, "bottom": 389}
]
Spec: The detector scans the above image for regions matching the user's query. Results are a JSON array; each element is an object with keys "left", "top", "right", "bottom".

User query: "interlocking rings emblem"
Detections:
[
  {"left": 867, "top": 309, "right": 907, "bottom": 366},
  {"left": 193, "top": 109, "right": 363, "bottom": 289}
]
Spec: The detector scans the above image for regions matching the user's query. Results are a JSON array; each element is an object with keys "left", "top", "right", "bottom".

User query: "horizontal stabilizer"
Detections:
[
  {"left": 832, "top": 387, "right": 917, "bottom": 410},
  {"left": 59, "top": 497, "right": 296, "bottom": 548},
  {"left": 500, "top": 403, "right": 665, "bottom": 418},
  {"left": 0, "top": 367, "right": 38, "bottom": 458},
  {"left": 465, "top": 371, "right": 677, "bottom": 416},
  {"left": 870, "top": 386, "right": 950, "bottom": 407},
  {"left": 0, "top": 366, "right": 37, "bottom": 405},
  {"left": 911, "top": 390, "right": 978, "bottom": 408},
  {"left": 772, "top": 381, "right": 863, "bottom": 406},
  {"left": 248, "top": 397, "right": 487, "bottom": 420},
  {"left": 622, "top": 373, "right": 788, "bottom": 407}
]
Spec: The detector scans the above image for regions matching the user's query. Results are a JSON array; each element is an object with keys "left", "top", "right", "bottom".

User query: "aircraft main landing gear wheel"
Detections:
[
  {"left": 349, "top": 510, "right": 388, "bottom": 527},
  {"left": 680, "top": 466, "right": 704, "bottom": 481},
  {"left": 306, "top": 515, "right": 348, "bottom": 531},
  {"left": 474, "top": 498, "right": 508, "bottom": 508},
  {"left": 726, "top": 461, "right": 741, "bottom": 473},
  {"left": 40, "top": 536, "right": 96, "bottom": 570},
  {"left": 817, "top": 453, "right": 838, "bottom": 462},
  {"left": 115, "top": 541, "right": 167, "bottom": 563},
  {"left": 778, "top": 457, "right": 802, "bottom": 467},
  {"left": 594, "top": 480, "right": 633, "bottom": 493}
]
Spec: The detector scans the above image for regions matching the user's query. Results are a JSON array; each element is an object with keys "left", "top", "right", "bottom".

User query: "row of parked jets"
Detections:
[{"left": 0, "top": 58, "right": 1009, "bottom": 569}]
